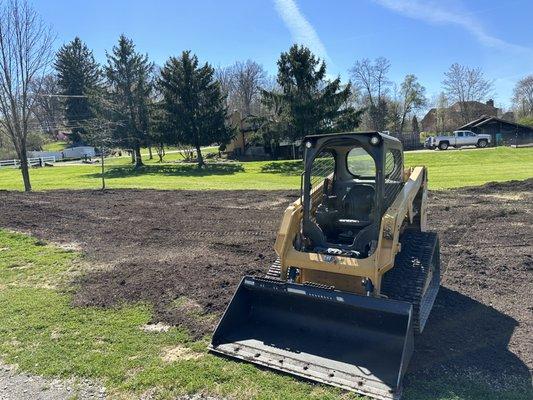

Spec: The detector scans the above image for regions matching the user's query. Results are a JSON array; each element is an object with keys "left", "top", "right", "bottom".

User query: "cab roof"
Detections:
[{"left": 303, "top": 131, "right": 401, "bottom": 145}]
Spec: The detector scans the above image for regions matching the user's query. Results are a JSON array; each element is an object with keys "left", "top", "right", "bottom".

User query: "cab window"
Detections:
[
  {"left": 347, "top": 147, "right": 375, "bottom": 178},
  {"left": 310, "top": 150, "right": 335, "bottom": 189}
]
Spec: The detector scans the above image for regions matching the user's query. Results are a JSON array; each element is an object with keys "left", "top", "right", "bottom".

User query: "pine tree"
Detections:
[
  {"left": 412, "top": 115, "right": 420, "bottom": 134},
  {"left": 55, "top": 37, "right": 101, "bottom": 144},
  {"left": 263, "top": 45, "right": 358, "bottom": 140},
  {"left": 105, "top": 35, "right": 153, "bottom": 167},
  {"left": 159, "top": 51, "right": 232, "bottom": 168}
]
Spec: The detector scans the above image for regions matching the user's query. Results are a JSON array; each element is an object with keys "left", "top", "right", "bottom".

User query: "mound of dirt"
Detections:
[{"left": 0, "top": 180, "right": 531, "bottom": 387}]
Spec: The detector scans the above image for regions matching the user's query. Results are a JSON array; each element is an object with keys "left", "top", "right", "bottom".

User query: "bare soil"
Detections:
[{"left": 0, "top": 180, "right": 531, "bottom": 388}]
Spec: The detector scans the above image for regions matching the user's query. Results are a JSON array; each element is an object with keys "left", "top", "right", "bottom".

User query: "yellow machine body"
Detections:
[{"left": 274, "top": 165, "right": 428, "bottom": 295}]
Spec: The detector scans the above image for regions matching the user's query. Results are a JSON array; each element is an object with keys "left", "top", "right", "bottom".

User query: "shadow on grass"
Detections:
[
  {"left": 404, "top": 287, "right": 532, "bottom": 399},
  {"left": 260, "top": 160, "right": 303, "bottom": 176},
  {"left": 89, "top": 163, "right": 244, "bottom": 179}
]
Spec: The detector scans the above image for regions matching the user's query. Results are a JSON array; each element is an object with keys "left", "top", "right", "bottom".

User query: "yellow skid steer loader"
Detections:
[{"left": 210, "top": 132, "right": 440, "bottom": 400}]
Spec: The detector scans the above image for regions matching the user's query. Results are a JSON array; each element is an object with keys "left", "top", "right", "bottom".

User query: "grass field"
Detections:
[
  {"left": 0, "top": 229, "right": 353, "bottom": 400},
  {"left": 42, "top": 141, "right": 68, "bottom": 152},
  {"left": 0, "top": 229, "right": 528, "bottom": 400},
  {"left": 0, "top": 147, "right": 531, "bottom": 191},
  {"left": 0, "top": 145, "right": 531, "bottom": 399}
]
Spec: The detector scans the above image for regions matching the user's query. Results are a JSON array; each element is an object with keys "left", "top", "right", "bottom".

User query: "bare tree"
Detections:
[
  {"left": 350, "top": 57, "right": 391, "bottom": 130},
  {"left": 398, "top": 74, "right": 427, "bottom": 134},
  {"left": 386, "top": 83, "right": 401, "bottom": 133},
  {"left": 442, "top": 63, "right": 493, "bottom": 124},
  {"left": 434, "top": 92, "right": 450, "bottom": 133},
  {"left": 512, "top": 75, "right": 533, "bottom": 118},
  {"left": 233, "top": 60, "right": 266, "bottom": 117},
  {"left": 31, "top": 74, "right": 63, "bottom": 137},
  {"left": 82, "top": 118, "right": 120, "bottom": 190},
  {"left": 215, "top": 60, "right": 266, "bottom": 119},
  {"left": 0, "top": 0, "right": 54, "bottom": 191},
  {"left": 215, "top": 65, "right": 237, "bottom": 110}
]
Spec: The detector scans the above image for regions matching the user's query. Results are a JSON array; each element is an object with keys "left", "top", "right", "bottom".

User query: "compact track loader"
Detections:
[{"left": 210, "top": 132, "right": 440, "bottom": 400}]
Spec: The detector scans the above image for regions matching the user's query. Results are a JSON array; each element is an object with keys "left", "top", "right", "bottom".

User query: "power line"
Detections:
[{"left": 33, "top": 93, "right": 88, "bottom": 98}]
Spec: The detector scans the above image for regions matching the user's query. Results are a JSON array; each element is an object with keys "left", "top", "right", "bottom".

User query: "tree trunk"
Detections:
[
  {"left": 19, "top": 151, "right": 32, "bottom": 192},
  {"left": 148, "top": 146, "right": 153, "bottom": 160},
  {"left": 131, "top": 151, "right": 135, "bottom": 164},
  {"left": 134, "top": 145, "right": 144, "bottom": 168},
  {"left": 101, "top": 149, "right": 106, "bottom": 190},
  {"left": 195, "top": 144, "right": 204, "bottom": 168},
  {"left": 399, "top": 114, "right": 406, "bottom": 135},
  {"left": 157, "top": 143, "right": 164, "bottom": 163}
]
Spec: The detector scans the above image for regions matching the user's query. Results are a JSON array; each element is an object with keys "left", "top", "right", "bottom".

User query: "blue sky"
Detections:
[{"left": 34, "top": 0, "right": 533, "bottom": 109}]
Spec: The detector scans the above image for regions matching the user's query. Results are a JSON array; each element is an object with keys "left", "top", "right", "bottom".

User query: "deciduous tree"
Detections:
[
  {"left": 233, "top": 60, "right": 266, "bottom": 117},
  {"left": 512, "top": 75, "right": 533, "bottom": 118},
  {"left": 434, "top": 92, "right": 450, "bottom": 133},
  {"left": 350, "top": 57, "right": 391, "bottom": 130},
  {"left": 30, "top": 74, "right": 63, "bottom": 137},
  {"left": 442, "top": 63, "right": 493, "bottom": 124},
  {"left": 398, "top": 74, "right": 426, "bottom": 134},
  {"left": 0, "top": 0, "right": 54, "bottom": 191}
]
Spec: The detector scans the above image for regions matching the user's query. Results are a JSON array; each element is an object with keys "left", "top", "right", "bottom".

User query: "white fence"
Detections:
[
  {"left": 0, "top": 156, "right": 56, "bottom": 168},
  {"left": 28, "top": 146, "right": 95, "bottom": 160}
]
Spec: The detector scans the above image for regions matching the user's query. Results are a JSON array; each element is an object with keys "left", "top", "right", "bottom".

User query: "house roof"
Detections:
[
  {"left": 421, "top": 100, "right": 498, "bottom": 125},
  {"left": 458, "top": 115, "right": 533, "bottom": 131}
]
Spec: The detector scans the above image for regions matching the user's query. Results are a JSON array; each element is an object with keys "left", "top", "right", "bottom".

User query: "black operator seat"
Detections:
[{"left": 335, "top": 184, "right": 375, "bottom": 228}]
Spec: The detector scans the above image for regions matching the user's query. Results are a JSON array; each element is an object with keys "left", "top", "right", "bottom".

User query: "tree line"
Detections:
[{"left": 1, "top": 0, "right": 532, "bottom": 191}]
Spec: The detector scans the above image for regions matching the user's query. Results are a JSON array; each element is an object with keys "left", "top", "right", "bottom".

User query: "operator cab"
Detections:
[{"left": 301, "top": 132, "right": 404, "bottom": 258}]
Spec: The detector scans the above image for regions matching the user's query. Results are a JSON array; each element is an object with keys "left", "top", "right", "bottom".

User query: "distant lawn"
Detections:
[
  {"left": 0, "top": 147, "right": 531, "bottom": 191},
  {"left": 42, "top": 141, "right": 67, "bottom": 152}
]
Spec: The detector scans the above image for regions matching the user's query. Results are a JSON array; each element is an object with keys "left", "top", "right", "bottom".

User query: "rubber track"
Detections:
[
  {"left": 266, "top": 258, "right": 282, "bottom": 280},
  {"left": 381, "top": 230, "right": 440, "bottom": 333}
]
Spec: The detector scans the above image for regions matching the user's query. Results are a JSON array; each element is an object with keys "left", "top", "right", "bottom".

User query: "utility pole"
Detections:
[{"left": 100, "top": 125, "right": 107, "bottom": 190}]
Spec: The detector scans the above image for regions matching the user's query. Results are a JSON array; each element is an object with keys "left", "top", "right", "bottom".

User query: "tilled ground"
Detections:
[{"left": 0, "top": 180, "right": 531, "bottom": 389}]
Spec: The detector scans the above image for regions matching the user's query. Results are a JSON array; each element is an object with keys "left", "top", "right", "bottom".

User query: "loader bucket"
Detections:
[{"left": 210, "top": 277, "right": 414, "bottom": 400}]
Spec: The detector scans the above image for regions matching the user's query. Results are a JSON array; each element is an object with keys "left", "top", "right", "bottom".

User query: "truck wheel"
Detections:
[
  {"left": 477, "top": 139, "right": 488, "bottom": 148},
  {"left": 438, "top": 142, "right": 448, "bottom": 150}
]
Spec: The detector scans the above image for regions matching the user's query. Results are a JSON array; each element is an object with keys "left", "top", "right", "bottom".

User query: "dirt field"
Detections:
[{"left": 0, "top": 180, "right": 531, "bottom": 389}]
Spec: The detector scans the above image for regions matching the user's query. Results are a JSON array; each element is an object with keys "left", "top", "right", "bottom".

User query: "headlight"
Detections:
[
  {"left": 305, "top": 141, "right": 313, "bottom": 149},
  {"left": 369, "top": 134, "right": 381, "bottom": 146}
]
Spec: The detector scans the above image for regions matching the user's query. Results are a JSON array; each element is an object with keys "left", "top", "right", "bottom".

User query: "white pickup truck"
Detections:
[{"left": 425, "top": 130, "right": 491, "bottom": 150}]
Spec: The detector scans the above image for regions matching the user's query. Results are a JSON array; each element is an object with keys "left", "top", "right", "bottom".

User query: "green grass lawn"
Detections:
[
  {"left": 42, "top": 141, "right": 68, "bottom": 152},
  {"left": 105, "top": 145, "right": 220, "bottom": 166},
  {"left": 0, "top": 147, "right": 531, "bottom": 191},
  {"left": 0, "top": 229, "right": 354, "bottom": 400},
  {"left": 0, "top": 229, "right": 529, "bottom": 400}
]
